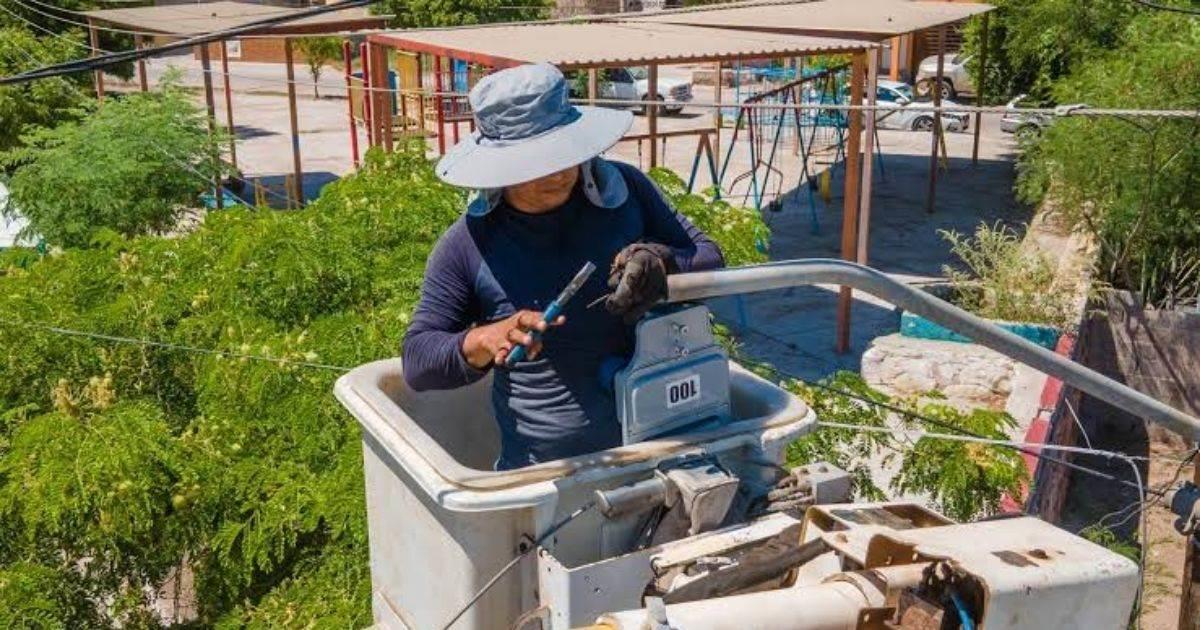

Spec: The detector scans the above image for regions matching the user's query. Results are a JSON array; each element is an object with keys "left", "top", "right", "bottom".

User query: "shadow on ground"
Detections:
[
  {"left": 710, "top": 152, "right": 1033, "bottom": 382},
  {"left": 224, "top": 171, "right": 340, "bottom": 209}
]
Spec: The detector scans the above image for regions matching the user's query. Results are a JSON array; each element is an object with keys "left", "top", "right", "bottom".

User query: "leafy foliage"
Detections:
[
  {"left": 0, "top": 27, "right": 90, "bottom": 153},
  {"left": 890, "top": 403, "right": 1025, "bottom": 522},
  {"left": 0, "top": 562, "right": 103, "bottom": 629},
  {"left": 1015, "top": 12, "right": 1200, "bottom": 309},
  {"left": 960, "top": 0, "right": 1135, "bottom": 104},
  {"left": 294, "top": 37, "right": 343, "bottom": 98},
  {"left": 375, "top": 0, "right": 550, "bottom": 28},
  {"left": 1, "top": 82, "right": 225, "bottom": 248},
  {"left": 940, "top": 221, "right": 1073, "bottom": 327},
  {"left": 648, "top": 167, "right": 770, "bottom": 266},
  {"left": 0, "top": 145, "right": 766, "bottom": 625},
  {"left": 786, "top": 373, "right": 1027, "bottom": 521}
]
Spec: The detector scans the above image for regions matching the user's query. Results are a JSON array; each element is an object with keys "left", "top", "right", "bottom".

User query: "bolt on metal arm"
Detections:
[{"left": 667, "top": 259, "right": 1200, "bottom": 441}]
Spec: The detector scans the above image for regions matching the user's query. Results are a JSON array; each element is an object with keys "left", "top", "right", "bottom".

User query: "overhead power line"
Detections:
[
  {"left": 1132, "top": 0, "right": 1200, "bottom": 15},
  {"left": 0, "top": 0, "right": 377, "bottom": 86}
]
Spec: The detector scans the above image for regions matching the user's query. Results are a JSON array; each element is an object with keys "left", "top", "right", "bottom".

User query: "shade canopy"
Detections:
[
  {"left": 83, "top": 1, "right": 389, "bottom": 36},
  {"left": 623, "top": 0, "right": 993, "bottom": 41},
  {"left": 370, "top": 21, "right": 876, "bottom": 69}
]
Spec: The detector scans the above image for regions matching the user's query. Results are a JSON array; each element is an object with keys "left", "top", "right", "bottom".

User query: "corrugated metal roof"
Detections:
[
  {"left": 624, "top": 0, "right": 993, "bottom": 39},
  {"left": 371, "top": 22, "right": 874, "bottom": 68},
  {"left": 83, "top": 1, "right": 387, "bottom": 36}
]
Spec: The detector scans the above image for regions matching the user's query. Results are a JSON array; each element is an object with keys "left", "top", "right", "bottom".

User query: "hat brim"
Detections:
[{"left": 435, "top": 106, "right": 634, "bottom": 189}]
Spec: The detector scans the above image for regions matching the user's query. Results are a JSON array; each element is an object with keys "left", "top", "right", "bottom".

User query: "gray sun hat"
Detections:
[{"left": 435, "top": 63, "right": 634, "bottom": 189}]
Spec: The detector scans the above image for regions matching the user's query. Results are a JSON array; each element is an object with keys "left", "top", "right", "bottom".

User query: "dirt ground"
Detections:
[{"left": 1141, "top": 440, "right": 1193, "bottom": 628}]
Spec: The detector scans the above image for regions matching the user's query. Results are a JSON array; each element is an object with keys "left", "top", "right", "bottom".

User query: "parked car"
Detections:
[
  {"left": 915, "top": 52, "right": 975, "bottom": 100},
  {"left": 628, "top": 67, "right": 693, "bottom": 115},
  {"left": 1000, "top": 94, "right": 1052, "bottom": 139},
  {"left": 874, "top": 79, "right": 970, "bottom": 132},
  {"left": 564, "top": 68, "right": 639, "bottom": 109}
]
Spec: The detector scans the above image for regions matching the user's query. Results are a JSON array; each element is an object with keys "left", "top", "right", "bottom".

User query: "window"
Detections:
[{"left": 604, "top": 68, "right": 634, "bottom": 84}]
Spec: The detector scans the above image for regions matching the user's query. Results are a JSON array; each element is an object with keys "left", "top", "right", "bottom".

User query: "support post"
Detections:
[
  {"left": 375, "top": 45, "right": 393, "bottom": 152},
  {"left": 134, "top": 34, "right": 148, "bottom": 92},
  {"left": 972, "top": 13, "right": 989, "bottom": 167},
  {"left": 360, "top": 42, "right": 373, "bottom": 148},
  {"left": 587, "top": 68, "right": 598, "bottom": 104},
  {"left": 434, "top": 55, "right": 446, "bottom": 155},
  {"left": 88, "top": 19, "right": 104, "bottom": 101},
  {"left": 343, "top": 40, "right": 360, "bottom": 168},
  {"left": 925, "top": 26, "right": 946, "bottom": 214},
  {"left": 889, "top": 36, "right": 901, "bottom": 81},
  {"left": 857, "top": 49, "right": 879, "bottom": 266},
  {"left": 648, "top": 63, "right": 659, "bottom": 168},
  {"left": 1181, "top": 464, "right": 1200, "bottom": 630},
  {"left": 835, "top": 53, "right": 866, "bottom": 353},
  {"left": 199, "top": 44, "right": 223, "bottom": 210},
  {"left": 219, "top": 40, "right": 237, "bottom": 171},
  {"left": 713, "top": 60, "right": 722, "bottom": 164},
  {"left": 284, "top": 38, "right": 304, "bottom": 206}
]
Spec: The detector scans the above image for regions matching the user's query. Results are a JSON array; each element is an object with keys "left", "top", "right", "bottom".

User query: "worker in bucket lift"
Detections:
[{"left": 402, "top": 63, "right": 724, "bottom": 470}]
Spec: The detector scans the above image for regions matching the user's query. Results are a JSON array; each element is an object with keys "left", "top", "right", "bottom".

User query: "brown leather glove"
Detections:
[{"left": 605, "top": 242, "right": 677, "bottom": 324}]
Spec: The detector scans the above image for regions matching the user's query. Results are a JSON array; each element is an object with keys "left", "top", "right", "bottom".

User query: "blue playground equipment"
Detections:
[{"left": 708, "top": 62, "right": 887, "bottom": 235}]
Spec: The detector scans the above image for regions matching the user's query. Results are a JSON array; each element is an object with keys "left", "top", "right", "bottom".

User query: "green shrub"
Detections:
[
  {"left": 0, "top": 27, "right": 90, "bottom": 153},
  {"left": 785, "top": 372, "right": 1027, "bottom": 521},
  {"left": 0, "top": 147, "right": 765, "bottom": 625},
  {"left": 940, "top": 221, "right": 1074, "bottom": 327},
  {"left": 1014, "top": 12, "right": 1200, "bottom": 309},
  {"left": 1, "top": 81, "right": 225, "bottom": 248},
  {"left": 649, "top": 167, "right": 770, "bottom": 267}
]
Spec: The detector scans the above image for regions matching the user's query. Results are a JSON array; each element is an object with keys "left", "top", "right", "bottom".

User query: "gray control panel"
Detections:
[{"left": 615, "top": 304, "right": 731, "bottom": 444}]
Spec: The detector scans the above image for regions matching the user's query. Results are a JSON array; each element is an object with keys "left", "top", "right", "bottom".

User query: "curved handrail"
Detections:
[{"left": 668, "top": 258, "right": 1200, "bottom": 441}]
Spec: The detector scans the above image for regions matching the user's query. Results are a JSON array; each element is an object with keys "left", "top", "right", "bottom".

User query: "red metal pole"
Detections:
[
  {"left": 343, "top": 40, "right": 360, "bottom": 168},
  {"left": 434, "top": 55, "right": 446, "bottom": 155},
  {"left": 360, "top": 42, "right": 374, "bottom": 148}
]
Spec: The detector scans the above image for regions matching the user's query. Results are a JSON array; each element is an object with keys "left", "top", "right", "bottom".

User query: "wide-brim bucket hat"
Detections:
[{"left": 436, "top": 63, "right": 634, "bottom": 189}]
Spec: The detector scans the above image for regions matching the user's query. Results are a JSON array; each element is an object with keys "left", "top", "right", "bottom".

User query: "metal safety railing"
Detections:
[{"left": 667, "top": 259, "right": 1200, "bottom": 441}]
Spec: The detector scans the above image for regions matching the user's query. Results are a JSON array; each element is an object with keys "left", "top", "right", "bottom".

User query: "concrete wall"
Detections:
[{"left": 1028, "top": 292, "right": 1200, "bottom": 521}]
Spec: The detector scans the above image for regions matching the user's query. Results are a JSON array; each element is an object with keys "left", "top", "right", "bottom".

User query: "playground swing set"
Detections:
[{"left": 682, "top": 61, "right": 885, "bottom": 236}]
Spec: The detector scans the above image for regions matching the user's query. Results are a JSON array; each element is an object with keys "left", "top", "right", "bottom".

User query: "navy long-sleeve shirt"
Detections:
[{"left": 402, "top": 159, "right": 724, "bottom": 468}]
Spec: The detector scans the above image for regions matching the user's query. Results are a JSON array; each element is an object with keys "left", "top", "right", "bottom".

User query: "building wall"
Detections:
[{"left": 192, "top": 38, "right": 304, "bottom": 64}]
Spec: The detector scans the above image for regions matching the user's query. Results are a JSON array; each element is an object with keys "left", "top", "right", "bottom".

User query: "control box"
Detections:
[{"left": 614, "top": 304, "right": 731, "bottom": 444}]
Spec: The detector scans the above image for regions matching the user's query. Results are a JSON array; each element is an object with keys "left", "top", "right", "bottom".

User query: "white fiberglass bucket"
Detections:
[{"left": 334, "top": 358, "right": 814, "bottom": 630}]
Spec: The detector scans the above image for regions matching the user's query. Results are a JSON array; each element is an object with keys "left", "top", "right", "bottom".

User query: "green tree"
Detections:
[
  {"left": 375, "top": 0, "right": 551, "bottom": 28},
  {"left": 294, "top": 36, "right": 343, "bottom": 98},
  {"left": 960, "top": 0, "right": 1136, "bottom": 103},
  {"left": 0, "top": 27, "right": 90, "bottom": 153},
  {"left": 0, "top": 145, "right": 768, "bottom": 625},
  {"left": 1, "top": 81, "right": 226, "bottom": 248},
  {"left": 1016, "top": 11, "right": 1200, "bottom": 308}
]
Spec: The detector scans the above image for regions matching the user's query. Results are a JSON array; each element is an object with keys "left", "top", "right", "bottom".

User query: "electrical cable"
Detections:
[
  {"left": 0, "top": 317, "right": 353, "bottom": 372},
  {"left": 1131, "top": 0, "right": 1200, "bottom": 15},
  {"left": 440, "top": 502, "right": 595, "bottom": 629},
  {"left": 0, "top": 0, "right": 377, "bottom": 86}
]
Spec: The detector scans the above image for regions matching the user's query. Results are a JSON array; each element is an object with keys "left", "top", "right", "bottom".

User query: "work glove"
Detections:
[{"left": 605, "top": 242, "right": 677, "bottom": 324}]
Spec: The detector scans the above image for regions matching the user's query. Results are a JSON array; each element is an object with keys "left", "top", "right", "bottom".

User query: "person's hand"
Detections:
[
  {"left": 605, "top": 242, "right": 677, "bottom": 324},
  {"left": 461, "top": 310, "right": 566, "bottom": 368}
]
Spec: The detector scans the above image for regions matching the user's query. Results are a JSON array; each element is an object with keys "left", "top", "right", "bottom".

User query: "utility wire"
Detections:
[
  {"left": 0, "top": 0, "right": 376, "bottom": 86},
  {"left": 1131, "top": 0, "right": 1200, "bottom": 15},
  {"left": 0, "top": 317, "right": 352, "bottom": 372}
]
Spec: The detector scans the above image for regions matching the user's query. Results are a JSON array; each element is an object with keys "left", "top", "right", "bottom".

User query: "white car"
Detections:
[
  {"left": 874, "top": 80, "right": 970, "bottom": 132},
  {"left": 915, "top": 52, "right": 976, "bottom": 100},
  {"left": 628, "top": 67, "right": 693, "bottom": 115},
  {"left": 564, "top": 68, "right": 639, "bottom": 109}
]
